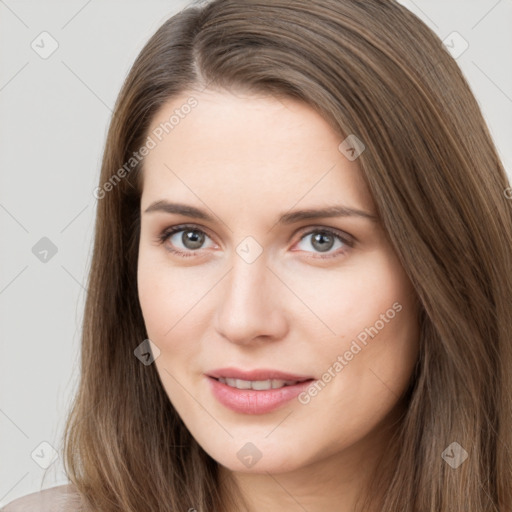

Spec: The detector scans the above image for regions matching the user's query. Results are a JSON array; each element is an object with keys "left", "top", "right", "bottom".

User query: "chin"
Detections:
[{"left": 196, "top": 434, "right": 315, "bottom": 475}]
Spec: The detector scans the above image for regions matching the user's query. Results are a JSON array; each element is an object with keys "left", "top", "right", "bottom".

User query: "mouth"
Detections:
[
  {"left": 206, "top": 367, "right": 315, "bottom": 389},
  {"left": 205, "top": 368, "right": 316, "bottom": 414},
  {"left": 210, "top": 376, "right": 313, "bottom": 390}
]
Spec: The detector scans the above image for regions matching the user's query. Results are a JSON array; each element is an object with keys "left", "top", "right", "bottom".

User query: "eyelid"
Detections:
[
  {"left": 294, "top": 225, "right": 355, "bottom": 246},
  {"left": 290, "top": 226, "right": 354, "bottom": 260},
  {"left": 157, "top": 223, "right": 218, "bottom": 249}
]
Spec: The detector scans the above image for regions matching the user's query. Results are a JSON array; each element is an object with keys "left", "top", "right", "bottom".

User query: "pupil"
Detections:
[
  {"left": 312, "top": 232, "right": 333, "bottom": 252},
  {"left": 183, "top": 230, "right": 204, "bottom": 250}
]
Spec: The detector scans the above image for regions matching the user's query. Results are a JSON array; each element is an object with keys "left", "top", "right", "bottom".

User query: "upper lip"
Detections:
[{"left": 207, "top": 367, "right": 315, "bottom": 382}]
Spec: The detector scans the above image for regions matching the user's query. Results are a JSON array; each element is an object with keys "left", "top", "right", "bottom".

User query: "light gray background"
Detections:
[{"left": 0, "top": 0, "right": 511, "bottom": 506}]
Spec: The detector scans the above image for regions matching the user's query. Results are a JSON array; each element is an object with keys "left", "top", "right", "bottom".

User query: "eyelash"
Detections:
[{"left": 155, "top": 223, "right": 354, "bottom": 260}]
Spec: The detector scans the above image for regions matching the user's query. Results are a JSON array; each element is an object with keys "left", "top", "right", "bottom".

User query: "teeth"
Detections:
[{"left": 218, "top": 377, "right": 299, "bottom": 390}]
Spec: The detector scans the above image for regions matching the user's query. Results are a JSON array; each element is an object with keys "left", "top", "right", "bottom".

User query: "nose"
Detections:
[{"left": 213, "top": 254, "right": 289, "bottom": 346}]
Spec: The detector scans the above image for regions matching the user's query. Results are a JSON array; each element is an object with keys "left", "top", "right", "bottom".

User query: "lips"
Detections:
[
  {"left": 205, "top": 367, "right": 316, "bottom": 414},
  {"left": 207, "top": 376, "right": 315, "bottom": 414}
]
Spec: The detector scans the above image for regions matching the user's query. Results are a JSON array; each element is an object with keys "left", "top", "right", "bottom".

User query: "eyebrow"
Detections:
[{"left": 144, "top": 200, "right": 379, "bottom": 224}]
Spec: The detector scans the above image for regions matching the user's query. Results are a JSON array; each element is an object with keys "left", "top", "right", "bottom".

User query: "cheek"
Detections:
[
  {"left": 137, "top": 253, "right": 203, "bottom": 400},
  {"left": 289, "top": 251, "right": 417, "bottom": 339},
  {"left": 137, "top": 261, "right": 189, "bottom": 356},
  {"left": 137, "top": 252, "right": 169, "bottom": 339},
  {"left": 137, "top": 246, "right": 208, "bottom": 341},
  {"left": 292, "top": 254, "right": 419, "bottom": 449},
  {"left": 297, "top": 249, "right": 420, "bottom": 387}
]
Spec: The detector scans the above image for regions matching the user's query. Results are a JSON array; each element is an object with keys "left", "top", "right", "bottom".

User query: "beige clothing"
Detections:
[{"left": 1, "top": 484, "right": 83, "bottom": 512}]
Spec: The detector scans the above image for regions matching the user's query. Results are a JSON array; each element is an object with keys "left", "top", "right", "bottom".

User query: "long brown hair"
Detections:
[{"left": 59, "top": 0, "right": 512, "bottom": 510}]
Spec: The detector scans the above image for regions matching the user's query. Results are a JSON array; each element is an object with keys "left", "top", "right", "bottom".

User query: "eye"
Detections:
[
  {"left": 156, "top": 224, "right": 354, "bottom": 260},
  {"left": 157, "top": 224, "right": 215, "bottom": 257},
  {"left": 293, "top": 227, "right": 353, "bottom": 259}
]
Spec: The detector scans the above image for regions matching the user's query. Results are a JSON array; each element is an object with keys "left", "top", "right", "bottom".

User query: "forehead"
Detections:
[{"left": 140, "top": 88, "right": 374, "bottom": 217}]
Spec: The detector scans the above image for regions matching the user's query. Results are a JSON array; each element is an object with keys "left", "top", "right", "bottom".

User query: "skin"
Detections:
[{"left": 137, "top": 88, "right": 420, "bottom": 512}]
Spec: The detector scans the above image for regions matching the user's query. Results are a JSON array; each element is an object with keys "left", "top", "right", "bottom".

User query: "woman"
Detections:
[{"left": 4, "top": 0, "right": 511, "bottom": 510}]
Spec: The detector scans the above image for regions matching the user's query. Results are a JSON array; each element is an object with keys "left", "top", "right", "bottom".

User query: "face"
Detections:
[{"left": 137, "top": 88, "right": 420, "bottom": 475}]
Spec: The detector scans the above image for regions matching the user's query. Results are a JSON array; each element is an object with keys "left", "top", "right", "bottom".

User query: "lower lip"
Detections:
[{"left": 207, "top": 376, "right": 315, "bottom": 414}]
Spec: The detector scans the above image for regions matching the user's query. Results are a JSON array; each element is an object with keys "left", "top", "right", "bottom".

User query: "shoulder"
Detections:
[{"left": 1, "top": 483, "right": 84, "bottom": 512}]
